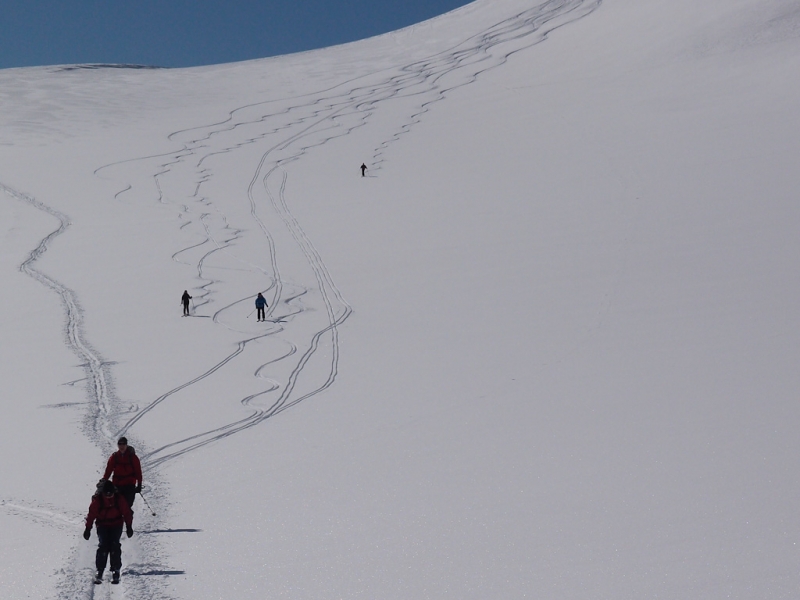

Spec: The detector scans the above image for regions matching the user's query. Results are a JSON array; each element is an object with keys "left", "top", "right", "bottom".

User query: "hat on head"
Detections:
[
  {"left": 102, "top": 480, "right": 116, "bottom": 495},
  {"left": 117, "top": 437, "right": 128, "bottom": 445}
]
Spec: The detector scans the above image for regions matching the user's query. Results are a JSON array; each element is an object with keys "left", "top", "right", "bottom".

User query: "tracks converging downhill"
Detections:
[
  {"left": 3, "top": 2, "right": 602, "bottom": 598},
  {"left": 106, "top": 0, "right": 602, "bottom": 472}
]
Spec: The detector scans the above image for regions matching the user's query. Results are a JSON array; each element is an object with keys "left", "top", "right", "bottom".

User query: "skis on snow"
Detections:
[{"left": 93, "top": 570, "right": 120, "bottom": 585}]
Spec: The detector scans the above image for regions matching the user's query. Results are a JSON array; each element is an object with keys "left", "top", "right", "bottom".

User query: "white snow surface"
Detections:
[{"left": 2, "top": 0, "right": 800, "bottom": 597}]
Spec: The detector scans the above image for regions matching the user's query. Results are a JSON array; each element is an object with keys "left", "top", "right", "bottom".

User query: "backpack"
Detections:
[{"left": 94, "top": 478, "right": 116, "bottom": 497}]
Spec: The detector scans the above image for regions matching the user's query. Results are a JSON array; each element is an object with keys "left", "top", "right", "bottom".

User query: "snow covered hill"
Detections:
[{"left": 2, "top": 0, "right": 800, "bottom": 598}]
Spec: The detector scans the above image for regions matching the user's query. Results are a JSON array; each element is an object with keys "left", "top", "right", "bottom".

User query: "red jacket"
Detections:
[
  {"left": 85, "top": 493, "right": 133, "bottom": 529},
  {"left": 103, "top": 448, "right": 143, "bottom": 487}
]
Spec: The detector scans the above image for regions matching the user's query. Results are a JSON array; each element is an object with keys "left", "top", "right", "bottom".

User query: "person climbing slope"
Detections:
[
  {"left": 102, "top": 437, "right": 142, "bottom": 513},
  {"left": 255, "top": 292, "right": 268, "bottom": 322},
  {"left": 83, "top": 479, "right": 134, "bottom": 585},
  {"left": 181, "top": 290, "right": 192, "bottom": 316}
]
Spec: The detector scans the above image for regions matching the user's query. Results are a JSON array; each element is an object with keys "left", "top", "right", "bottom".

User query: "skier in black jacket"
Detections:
[
  {"left": 181, "top": 290, "right": 192, "bottom": 316},
  {"left": 255, "top": 293, "right": 268, "bottom": 322}
]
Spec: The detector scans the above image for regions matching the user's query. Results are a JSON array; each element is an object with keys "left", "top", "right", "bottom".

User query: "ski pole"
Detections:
[
  {"left": 139, "top": 491, "right": 156, "bottom": 516},
  {"left": 247, "top": 308, "right": 256, "bottom": 318}
]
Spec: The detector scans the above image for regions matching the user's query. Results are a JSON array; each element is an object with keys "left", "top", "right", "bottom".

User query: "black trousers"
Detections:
[
  {"left": 96, "top": 524, "right": 123, "bottom": 573},
  {"left": 183, "top": 301, "right": 190, "bottom": 315},
  {"left": 116, "top": 484, "right": 136, "bottom": 512},
  {"left": 257, "top": 306, "right": 265, "bottom": 320}
]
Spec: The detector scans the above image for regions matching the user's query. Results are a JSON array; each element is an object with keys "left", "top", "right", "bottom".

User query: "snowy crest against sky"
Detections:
[{"left": 0, "top": 0, "right": 474, "bottom": 69}]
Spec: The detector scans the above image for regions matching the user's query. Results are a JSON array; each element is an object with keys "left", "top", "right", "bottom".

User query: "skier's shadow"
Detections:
[
  {"left": 125, "top": 529, "right": 198, "bottom": 577},
  {"left": 139, "top": 528, "right": 202, "bottom": 534},
  {"left": 125, "top": 569, "right": 186, "bottom": 576}
]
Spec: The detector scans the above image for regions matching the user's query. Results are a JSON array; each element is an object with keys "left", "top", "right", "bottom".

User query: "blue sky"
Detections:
[{"left": 0, "top": 0, "right": 474, "bottom": 70}]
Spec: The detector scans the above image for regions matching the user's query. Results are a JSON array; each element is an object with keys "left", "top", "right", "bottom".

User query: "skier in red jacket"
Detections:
[
  {"left": 84, "top": 479, "right": 134, "bottom": 585},
  {"left": 102, "top": 437, "right": 142, "bottom": 513}
]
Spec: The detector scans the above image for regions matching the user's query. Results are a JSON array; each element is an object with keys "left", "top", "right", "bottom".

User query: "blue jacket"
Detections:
[{"left": 255, "top": 296, "right": 267, "bottom": 308}]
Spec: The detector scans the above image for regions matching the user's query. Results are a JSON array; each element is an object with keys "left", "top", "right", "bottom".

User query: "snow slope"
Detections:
[{"left": 2, "top": 0, "right": 800, "bottom": 598}]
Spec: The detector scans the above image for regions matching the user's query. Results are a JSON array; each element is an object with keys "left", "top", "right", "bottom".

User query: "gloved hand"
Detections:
[
  {"left": 135, "top": 484, "right": 142, "bottom": 494},
  {"left": 126, "top": 527, "right": 134, "bottom": 538},
  {"left": 83, "top": 528, "right": 91, "bottom": 540}
]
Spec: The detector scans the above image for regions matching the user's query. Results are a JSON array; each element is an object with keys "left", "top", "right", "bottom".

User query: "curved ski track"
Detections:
[
  {"left": 1, "top": 184, "right": 175, "bottom": 600},
  {"left": 2, "top": 2, "right": 602, "bottom": 599},
  {"left": 103, "top": 0, "right": 601, "bottom": 473}
]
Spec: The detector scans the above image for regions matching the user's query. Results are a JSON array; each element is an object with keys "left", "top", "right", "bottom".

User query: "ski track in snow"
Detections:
[
  {"left": 103, "top": 0, "right": 602, "bottom": 472},
  {"left": 0, "top": 184, "right": 176, "bottom": 600},
  {"left": 3, "top": 1, "right": 602, "bottom": 598},
  {"left": 1, "top": 499, "right": 84, "bottom": 530}
]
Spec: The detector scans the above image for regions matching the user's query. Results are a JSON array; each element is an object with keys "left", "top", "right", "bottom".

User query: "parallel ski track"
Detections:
[
  {"left": 0, "top": 185, "right": 115, "bottom": 442},
  {"left": 0, "top": 0, "right": 602, "bottom": 600},
  {"left": 103, "top": 0, "right": 603, "bottom": 471},
  {"left": 2, "top": 3, "right": 603, "bottom": 598},
  {"left": 1, "top": 184, "right": 175, "bottom": 600},
  {"left": 35, "top": 1, "right": 607, "bottom": 597}
]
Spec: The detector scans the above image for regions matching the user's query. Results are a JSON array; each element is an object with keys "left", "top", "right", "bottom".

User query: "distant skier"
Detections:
[
  {"left": 83, "top": 479, "right": 133, "bottom": 585},
  {"left": 360, "top": 163, "right": 367, "bottom": 177},
  {"left": 181, "top": 290, "right": 192, "bottom": 316},
  {"left": 255, "top": 293, "right": 268, "bottom": 322},
  {"left": 102, "top": 437, "right": 142, "bottom": 513}
]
